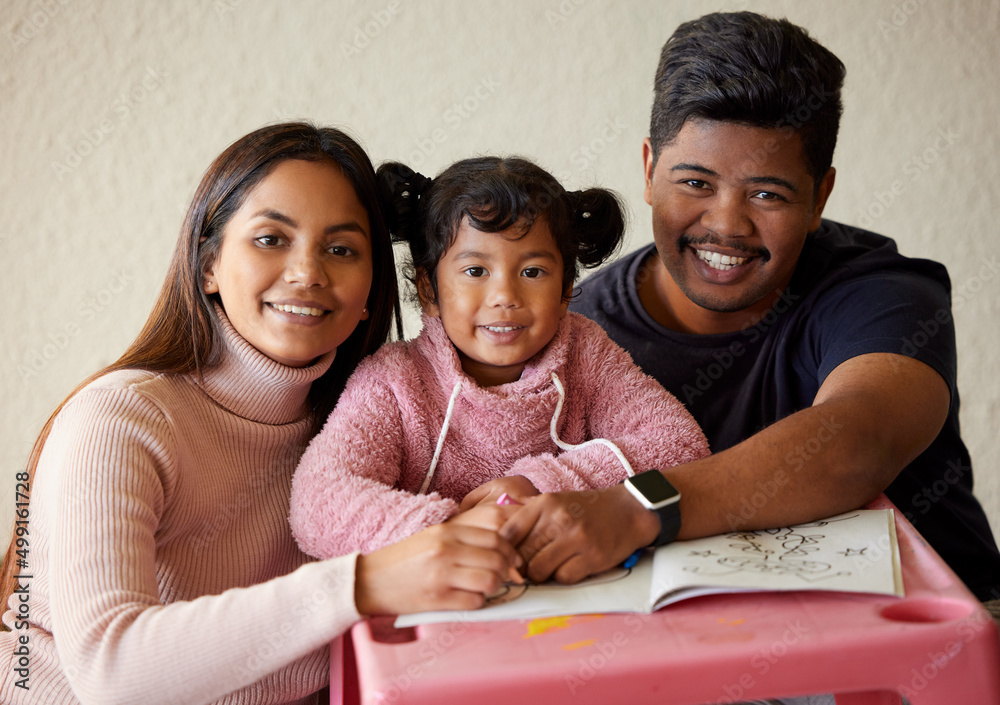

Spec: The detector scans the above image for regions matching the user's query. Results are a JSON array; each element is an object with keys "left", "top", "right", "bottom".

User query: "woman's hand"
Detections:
[
  {"left": 354, "top": 521, "right": 521, "bottom": 616},
  {"left": 460, "top": 475, "right": 540, "bottom": 511}
]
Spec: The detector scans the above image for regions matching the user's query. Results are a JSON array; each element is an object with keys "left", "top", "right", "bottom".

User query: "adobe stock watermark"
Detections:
[
  {"left": 856, "top": 125, "right": 959, "bottom": 229},
  {"left": 50, "top": 65, "right": 168, "bottom": 181},
  {"left": 545, "top": 0, "right": 587, "bottom": 29},
  {"left": 679, "top": 288, "right": 801, "bottom": 406},
  {"left": 714, "top": 619, "right": 812, "bottom": 703},
  {"left": 240, "top": 565, "right": 353, "bottom": 679},
  {"left": 16, "top": 268, "right": 135, "bottom": 385},
  {"left": 895, "top": 605, "right": 996, "bottom": 701},
  {"left": 564, "top": 612, "right": 657, "bottom": 695},
  {"left": 405, "top": 76, "right": 502, "bottom": 168},
  {"left": 723, "top": 413, "right": 844, "bottom": 530},
  {"left": 214, "top": 0, "right": 244, "bottom": 18},
  {"left": 877, "top": 0, "right": 930, "bottom": 39},
  {"left": 7, "top": 0, "right": 72, "bottom": 51},
  {"left": 890, "top": 255, "right": 999, "bottom": 373},
  {"left": 568, "top": 116, "right": 627, "bottom": 175},
  {"left": 340, "top": 0, "right": 408, "bottom": 58},
  {"left": 368, "top": 618, "right": 476, "bottom": 703}
]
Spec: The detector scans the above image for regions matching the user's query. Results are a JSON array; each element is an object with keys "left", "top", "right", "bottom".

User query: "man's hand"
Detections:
[
  {"left": 460, "top": 475, "right": 540, "bottom": 511},
  {"left": 499, "top": 484, "right": 660, "bottom": 584}
]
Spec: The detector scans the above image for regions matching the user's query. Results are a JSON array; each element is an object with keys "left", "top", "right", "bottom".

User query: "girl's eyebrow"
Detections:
[
  {"left": 452, "top": 249, "right": 559, "bottom": 261},
  {"left": 250, "top": 208, "right": 369, "bottom": 236}
]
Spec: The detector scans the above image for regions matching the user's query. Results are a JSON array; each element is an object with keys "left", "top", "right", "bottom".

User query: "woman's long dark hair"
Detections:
[{"left": 0, "top": 122, "right": 402, "bottom": 617}]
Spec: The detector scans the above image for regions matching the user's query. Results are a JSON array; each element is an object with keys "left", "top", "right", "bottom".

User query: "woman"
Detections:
[{"left": 0, "top": 123, "right": 518, "bottom": 705}]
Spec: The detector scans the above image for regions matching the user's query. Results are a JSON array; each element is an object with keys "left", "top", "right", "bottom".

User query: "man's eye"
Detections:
[{"left": 752, "top": 191, "right": 786, "bottom": 202}]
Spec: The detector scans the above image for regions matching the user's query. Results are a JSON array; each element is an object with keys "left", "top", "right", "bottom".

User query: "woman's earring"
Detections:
[
  {"left": 204, "top": 280, "right": 218, "bottom": 294},
  {"left": 361, "top": 306, "right": 369, "bottom": 319}
]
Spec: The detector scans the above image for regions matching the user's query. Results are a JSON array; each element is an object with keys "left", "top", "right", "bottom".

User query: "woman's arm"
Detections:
[{"left": 43, "top": 387, "right": 359, "bottom": 705}]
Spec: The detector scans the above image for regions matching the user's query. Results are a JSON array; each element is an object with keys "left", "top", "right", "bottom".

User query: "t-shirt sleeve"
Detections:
[{"left": 805, "top": 269, "right": 957, "bottom": 397}]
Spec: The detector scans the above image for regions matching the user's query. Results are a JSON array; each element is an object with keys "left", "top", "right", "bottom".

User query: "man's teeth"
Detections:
[
  {"left": 696, "top": 249, "right": 748, "bottom": 271},
  {"left": 271, "top": 303, "right": 324, "bottom": 317}
]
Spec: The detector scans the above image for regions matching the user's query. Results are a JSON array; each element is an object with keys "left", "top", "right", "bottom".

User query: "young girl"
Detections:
[
  {"left": 0, "top": 124, "right": 518, "bottom": 705},
  {"left": 290, "top": 156, "right": 709, "bottom": 561}
]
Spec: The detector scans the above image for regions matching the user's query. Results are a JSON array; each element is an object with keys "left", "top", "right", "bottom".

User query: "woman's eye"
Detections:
[
  {"left": 328, "top": 245, "right": 353, "bottom": 256},
  {"left": 255, "top": 234, "right": 283, "bottom": 247}
]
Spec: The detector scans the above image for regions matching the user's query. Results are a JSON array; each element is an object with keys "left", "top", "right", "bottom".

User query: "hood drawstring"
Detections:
[
  {"left": 417, "top": 371, "right": 636, "bottom": 495},
  {"left": 547, "top": 372, "right": 636, "bottom": 478},
  {"left": 419, "top": 379, "right": 463, "bottom": 495}
]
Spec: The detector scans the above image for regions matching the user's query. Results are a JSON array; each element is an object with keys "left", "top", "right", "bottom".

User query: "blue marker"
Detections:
[{"left": 622, "top": 550, "right": 642, "bottom": 570}]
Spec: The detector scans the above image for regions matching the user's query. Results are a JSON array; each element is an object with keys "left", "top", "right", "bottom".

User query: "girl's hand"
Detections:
[
  {"left": 460, "top": 475, "right": 540, "bottom": 511},
  {"left": 354, "top": 522, "right": 520, "bottom": 616}
]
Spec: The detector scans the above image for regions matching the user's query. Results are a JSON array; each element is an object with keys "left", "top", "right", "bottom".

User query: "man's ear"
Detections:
[
  {"left": 809, "top": 167, "right": 836, "bottom": 231},
  {"left": 415, "top": 268, "right": 439, "bottom": 316},
  {"left": 642, "top": 137, "right": 657, "bottom": 207}
]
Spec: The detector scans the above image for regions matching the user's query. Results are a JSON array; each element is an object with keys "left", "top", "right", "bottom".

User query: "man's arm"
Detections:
[{"left": 502, "top": 352, "right": 950, "bottom": 583}]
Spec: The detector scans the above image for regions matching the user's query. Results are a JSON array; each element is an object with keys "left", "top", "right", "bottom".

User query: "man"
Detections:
[{"left": 502, "top": 11, "right": 1000, "bottom": 602}]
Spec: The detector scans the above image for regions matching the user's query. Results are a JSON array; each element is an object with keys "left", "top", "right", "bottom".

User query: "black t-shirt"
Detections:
[{"left": 571, "top": 219, "right": 1000, "bottom": 601}]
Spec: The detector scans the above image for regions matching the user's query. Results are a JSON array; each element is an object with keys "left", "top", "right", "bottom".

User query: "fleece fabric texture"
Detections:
[
  {"left": 0, "top": 310, "right": 360, "bottom": 705},
  {"left": 290, "top": 312, "right": 709, "bottom": 559}
]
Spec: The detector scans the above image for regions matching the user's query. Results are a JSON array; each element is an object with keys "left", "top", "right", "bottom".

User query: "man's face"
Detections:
[{"left": 643, "top": 119, "right": 834, "bottom": 323}]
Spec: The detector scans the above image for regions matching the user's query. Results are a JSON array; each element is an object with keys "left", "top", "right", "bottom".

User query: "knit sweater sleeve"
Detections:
[
  {"left": 290, "top": 359, "right": 459, "bottom": 559},
  {"left": 42, "top": 385, "right": 361, "bottom": 705},
  {"left": 509, "top": 321, "right": 710, "bottom": 492}
]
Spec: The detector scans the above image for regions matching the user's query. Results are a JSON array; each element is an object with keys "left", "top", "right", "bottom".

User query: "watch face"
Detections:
[{"left": 629, "top": 471, "right": 680, "bottom": 506}]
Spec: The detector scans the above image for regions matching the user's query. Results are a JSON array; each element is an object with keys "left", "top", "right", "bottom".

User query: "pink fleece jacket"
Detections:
[{"left": 290, "top": 312, "right": 709, "bottom": 559}]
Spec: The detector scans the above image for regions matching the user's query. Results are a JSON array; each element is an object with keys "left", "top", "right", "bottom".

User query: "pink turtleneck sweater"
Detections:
[
  {"left": 1, "top": 312, "right": 359, "bottom": 705},
  {"left": 290, "top": 312, "right": 709, "bottom": 560}
]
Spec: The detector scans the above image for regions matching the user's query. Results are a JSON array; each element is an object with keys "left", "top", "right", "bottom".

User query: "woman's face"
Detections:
[{"left": 204, "top": 159, "right": 373, "bottom": 367}]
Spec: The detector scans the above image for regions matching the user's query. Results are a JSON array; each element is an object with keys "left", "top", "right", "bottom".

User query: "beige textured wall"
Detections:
[{"left": 2, "top": 0, "right": 999, "bottom": 552}]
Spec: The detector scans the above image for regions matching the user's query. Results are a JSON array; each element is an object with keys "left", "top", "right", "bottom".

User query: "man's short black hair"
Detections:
[{"left": 650, "top": 11, "right": 846, "bottom": 183}]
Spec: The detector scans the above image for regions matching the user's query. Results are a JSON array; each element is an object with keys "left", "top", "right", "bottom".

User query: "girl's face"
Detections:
[
  {"left": 421, "top": 217, "right": 569, "bottom": 387},
  {"left": 204, "top": 159, "right": 373, "bottom": 367}
]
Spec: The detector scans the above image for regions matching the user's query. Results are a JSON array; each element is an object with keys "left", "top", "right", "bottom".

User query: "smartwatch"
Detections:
[{"left": 623, "top": 470, "right": 681, "bottom": 547}]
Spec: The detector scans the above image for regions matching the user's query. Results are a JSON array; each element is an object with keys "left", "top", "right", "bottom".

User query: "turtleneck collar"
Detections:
[{"left": 199, "top": 305, "right": 337, "bottom": 425}]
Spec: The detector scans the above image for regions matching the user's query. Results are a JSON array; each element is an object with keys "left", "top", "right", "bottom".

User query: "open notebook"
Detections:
[{"left": 396, "top": 508, "right": 903, "bottom": 627}]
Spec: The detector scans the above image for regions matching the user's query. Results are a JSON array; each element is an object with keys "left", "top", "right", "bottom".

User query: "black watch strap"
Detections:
[{"left": 623, "top": 470, "right": 682, "bottom": 548}]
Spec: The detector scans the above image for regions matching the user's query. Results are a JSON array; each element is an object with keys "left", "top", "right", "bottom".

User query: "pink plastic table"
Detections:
[{"left": 340, "top": 497, "right": 1000, "bottom": 704}]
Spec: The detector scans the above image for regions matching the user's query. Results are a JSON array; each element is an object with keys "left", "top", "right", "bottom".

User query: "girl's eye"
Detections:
[
  {"left": 522, "top": 267, "right": 544, "bottom": 279},
  {"left": 463, "top": 266, "right": 486, "bottom": 278}
]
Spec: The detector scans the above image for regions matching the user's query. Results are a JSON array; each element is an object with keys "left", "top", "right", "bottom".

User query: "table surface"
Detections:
[{"left": 345, "top": 497, "right": 1000, "bottom": 705}]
